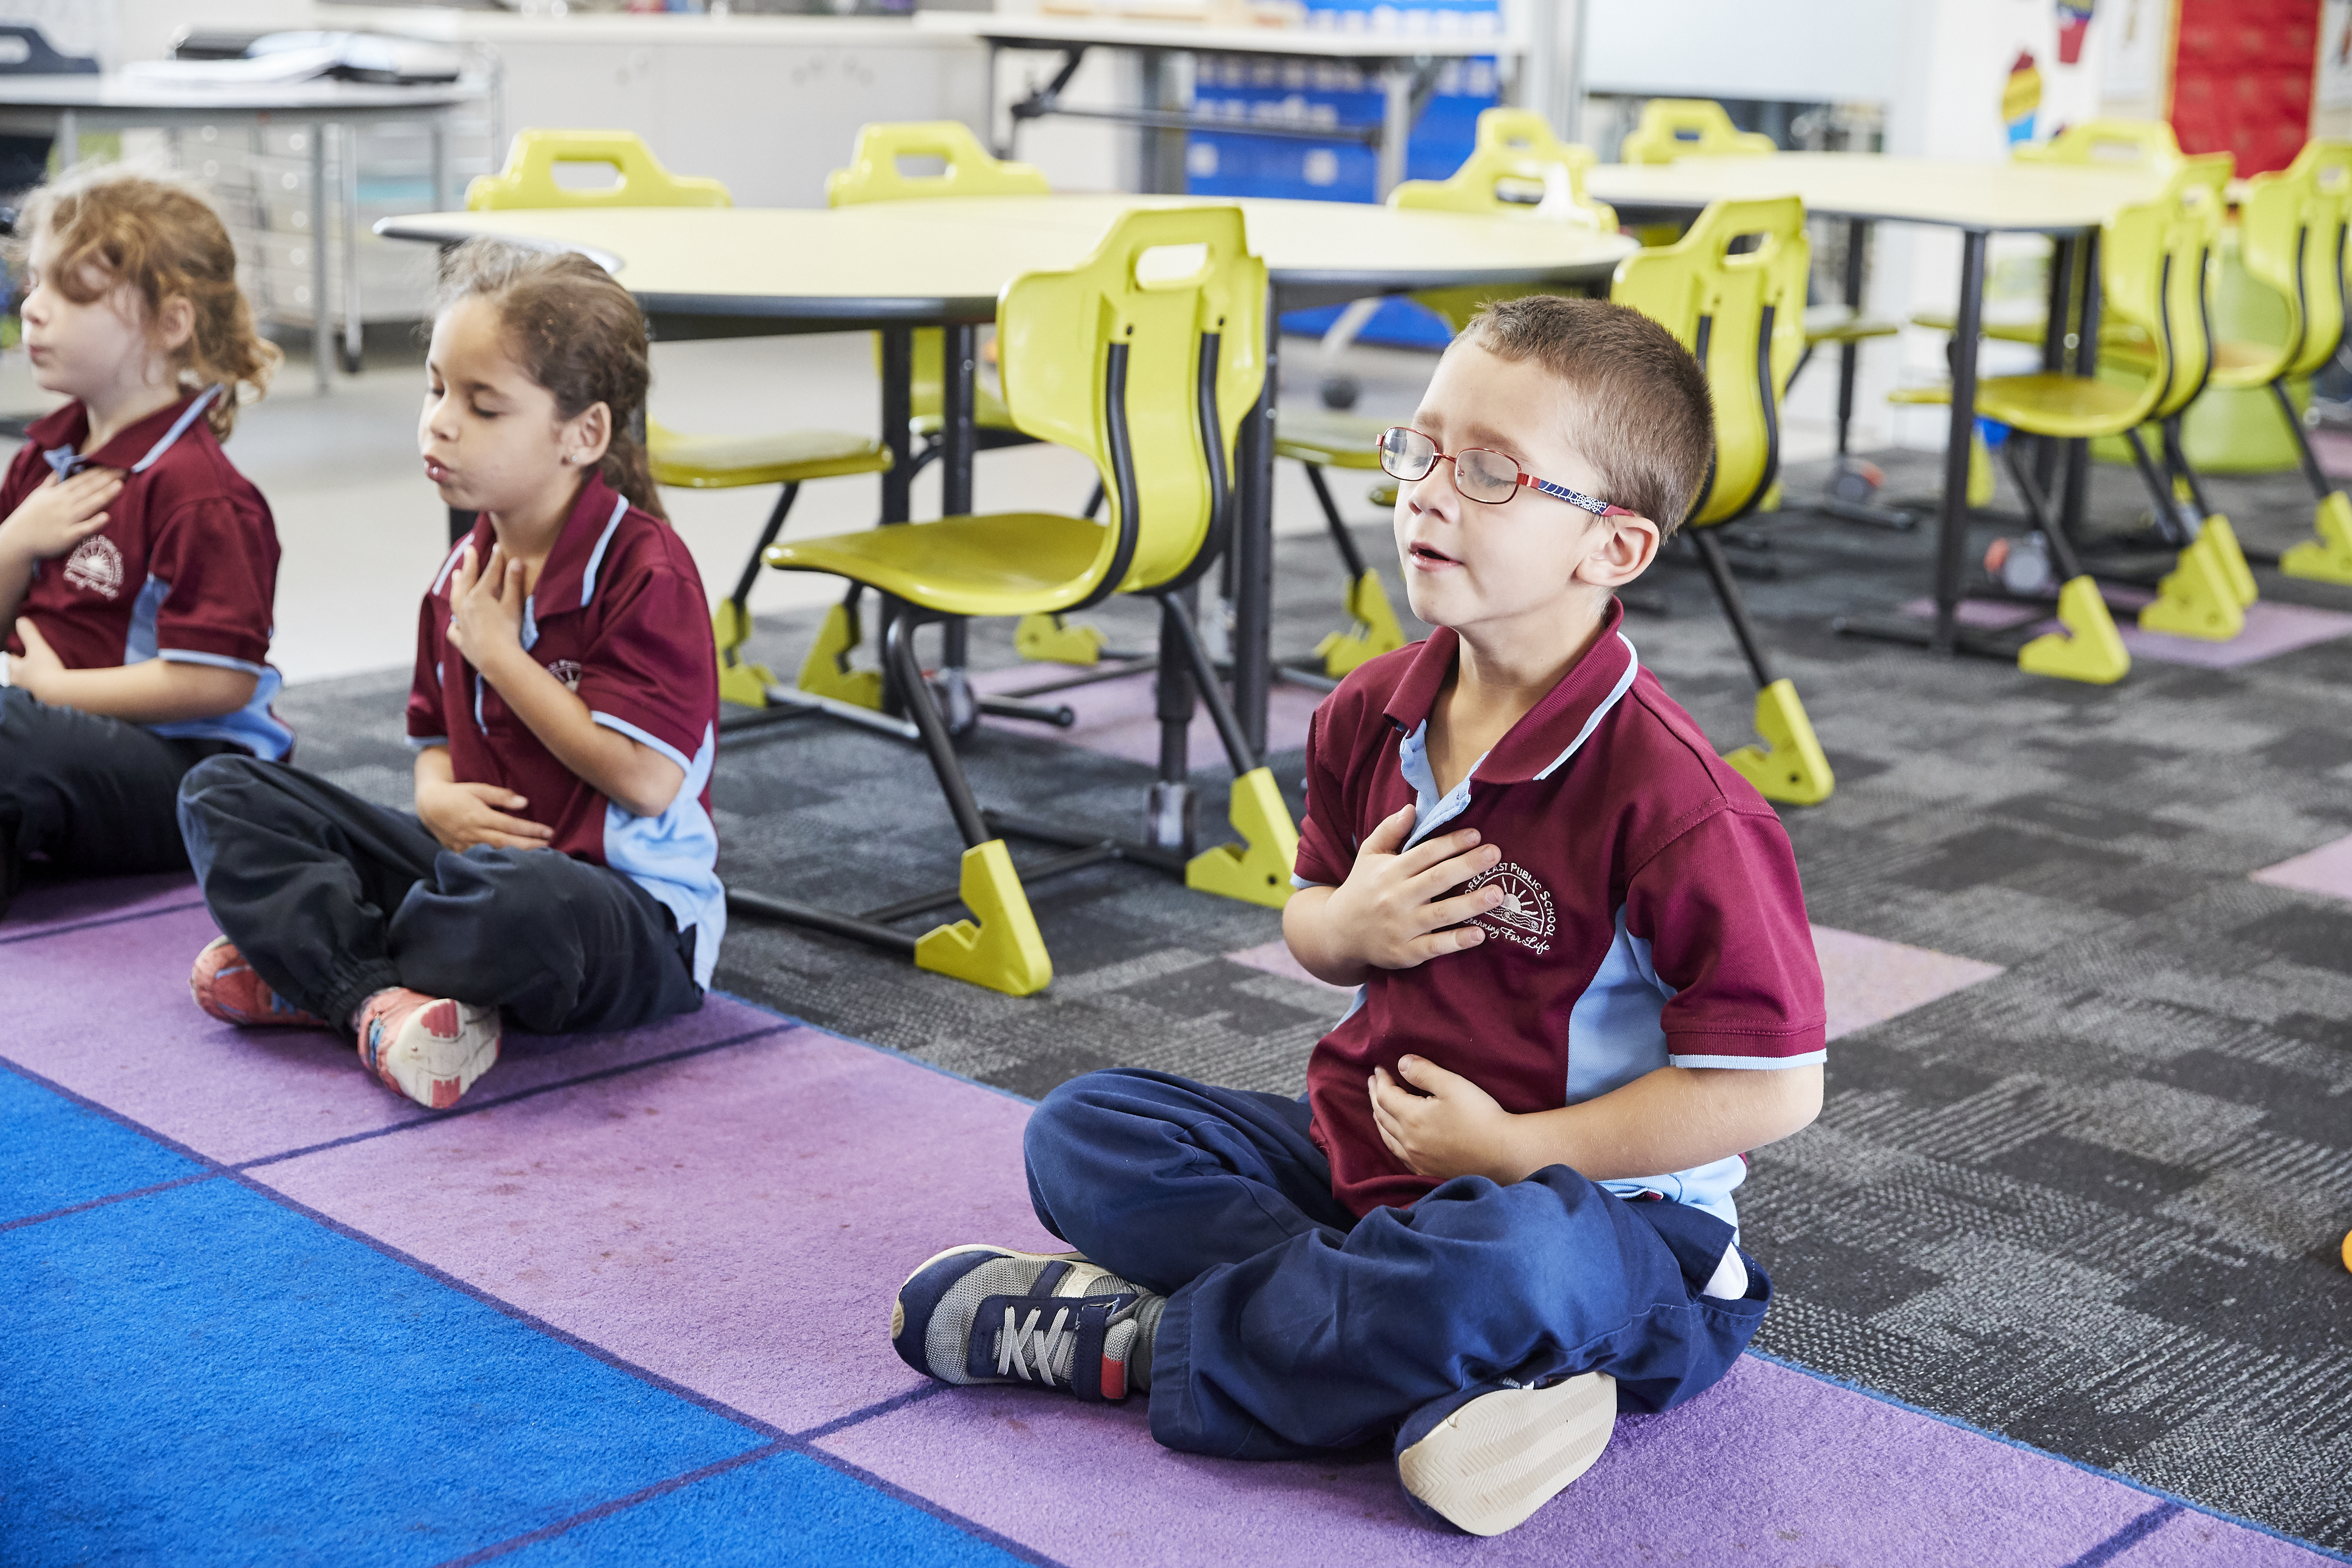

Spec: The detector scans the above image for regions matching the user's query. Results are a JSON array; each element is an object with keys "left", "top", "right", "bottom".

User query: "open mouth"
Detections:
[
  {"left": 1407, "top": 541, "right": 1459, "bottom": 567},
  {"left": 422, "top": 457, "right": 454, "bottom": 484}
]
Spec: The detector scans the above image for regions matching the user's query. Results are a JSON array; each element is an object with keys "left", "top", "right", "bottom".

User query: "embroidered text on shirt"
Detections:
[
  {"left": 62, "top": 536, "right": 124, "bottom": 599},
  {"left": 1468, "top": 859, "right": 1556, "bottom": 954}
]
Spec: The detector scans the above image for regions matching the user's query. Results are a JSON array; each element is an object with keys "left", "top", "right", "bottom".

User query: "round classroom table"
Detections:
[
  {"left": 1587, "top": 153, "right": 2170, "bottom": 658},
  {"left": 379, "top": 196, "right": 1639, "bottom": 753}
]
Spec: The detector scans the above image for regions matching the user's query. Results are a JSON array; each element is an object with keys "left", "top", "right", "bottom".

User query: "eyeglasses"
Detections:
[{"left": 1376, "top": 426, "right": 1632, "bottom": 518}]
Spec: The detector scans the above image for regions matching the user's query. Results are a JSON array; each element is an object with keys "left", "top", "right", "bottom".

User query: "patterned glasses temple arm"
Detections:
[{"left": 1528, "top": 476, "right": 1632, "bottom": 519}]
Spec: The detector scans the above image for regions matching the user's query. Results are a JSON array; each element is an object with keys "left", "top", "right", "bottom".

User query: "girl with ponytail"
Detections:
[{"left": 177, "top": 237, "right": 724, "bottom": 1112}]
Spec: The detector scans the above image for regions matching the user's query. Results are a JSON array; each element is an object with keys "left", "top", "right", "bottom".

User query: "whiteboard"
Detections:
[{"left": 1581, "top": 0, "right": 1906, "bottom": 104}]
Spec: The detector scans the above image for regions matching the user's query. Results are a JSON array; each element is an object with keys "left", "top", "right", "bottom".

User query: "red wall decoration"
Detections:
[{"left": 2169, "top": 0, "right": 2320, "bottom": 175}]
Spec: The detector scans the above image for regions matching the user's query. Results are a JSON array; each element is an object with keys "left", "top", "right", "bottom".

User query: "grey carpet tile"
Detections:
[{"left": 268, "top": 444, "right": 2352, "bottom": 1551}]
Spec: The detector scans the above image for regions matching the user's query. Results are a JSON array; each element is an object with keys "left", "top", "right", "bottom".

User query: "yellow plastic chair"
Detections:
[
  {"left": 753, "top": 206, "right": 1297, "bottom": 995},
  {"left": 1618, "top": 101, "right": 1900, "bottom": 492},
  {"left": 2113, "top": 141, "right": 2352, "bottom": 584},
  {"left": 1915, "top": 118, "right": 2185, "bottom": 345},
  {"left": 1278, "top": 109, "right": 1616, "bottom": 677},
  {"left": 1901, "top": 156, "right": 2238, "bottom": 670},
  {"left": 1612, "top": 197, "right": 1835, "bottom": 805},
  {"left": 822, "top": 122, "right": 1113, "bottom": 670},
  {"left": 1619, "top": 99, "right": 1778, "bottom": 165},
  {"left": 468, "top": 130, "right": 892, "bottom": 716}
]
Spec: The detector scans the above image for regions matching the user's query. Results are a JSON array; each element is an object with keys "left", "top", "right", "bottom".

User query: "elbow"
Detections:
[
  {"left": 1774, "top": 1063, "right": 1825, "bottom": 1142},
  {"left": 612, "top": 760, "right": 687, "bottom": 820}
]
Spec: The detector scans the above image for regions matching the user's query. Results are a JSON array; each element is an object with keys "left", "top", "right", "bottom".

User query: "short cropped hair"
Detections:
[{"left": 1458, "top": 295, "right": 1714, "bottom": 535}]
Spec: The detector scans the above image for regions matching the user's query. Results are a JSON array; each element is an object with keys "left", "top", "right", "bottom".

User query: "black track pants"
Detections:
[{"left": 176, "top": 753, "right": 703, "bottom": 1035}]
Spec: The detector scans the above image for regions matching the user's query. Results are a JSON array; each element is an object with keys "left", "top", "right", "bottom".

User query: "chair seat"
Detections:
[
  {"left": 649, "top": 422, "right": 891, "bottom": 490},
  {"left": 1274, "top": 409, "right": 1386, "bottom": 469},
  {"left": 1909, "top": 310, "right": 2051, "bottom": 346},
  {"left": 1803, "top": 304, "right": 1900, "bottom": 344},
  {"left": 766, "top": 512, "right": 1113, "bottom": 617},
  {"left": 2102, "top": 332, "right": 2283, "bottom": 388},
  {"left": 1973, "top": 372, "right": 2155, "bottom": 437}
]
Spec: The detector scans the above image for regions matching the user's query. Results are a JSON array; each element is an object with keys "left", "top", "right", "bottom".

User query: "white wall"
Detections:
[{"left": 1582, "top": 0, "right": 1904, "bottom": 103}]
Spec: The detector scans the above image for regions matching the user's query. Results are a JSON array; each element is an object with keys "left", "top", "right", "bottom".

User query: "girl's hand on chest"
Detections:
[{"left": 445, "top": 540, "right": 536, "bottom": 668}]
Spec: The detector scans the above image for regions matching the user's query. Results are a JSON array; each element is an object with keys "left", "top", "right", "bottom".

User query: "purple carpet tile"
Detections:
[
  {"left": 969, "top": 664, "right": 1323, "bottom": 766},
  {"left": 252, "top": 1022, "right": 1061, "bottom": 1434},
  {"left": 0, "top": 902, "right": 787, "bottom": 1167},
  {"left": 2251, "top": 833, "right": 2352, "bottom": 902},
  {"left": 2119, "top": 600, "right": 2352, "bottom": 669},
  {"left": 1897, "top": 596, "right": 2048, "bottom": 631},
  {"left": 2309, "top": 430, "right": 2352, "bottom": 480},
  {"left": 1813, "top": 925, "right": 2004, "bottom": 1042},
  {"left": 817, "top": 1356, "right": 2330, "bottom": 1568},
  {"left": 0, "top": 870, "right": 204, "bottom": 942}
]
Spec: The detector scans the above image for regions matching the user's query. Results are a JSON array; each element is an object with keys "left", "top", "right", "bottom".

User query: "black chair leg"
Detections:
[
  {"left": 1690, "top": 528, "right": 1778, "bottom": 690},
  {"left": 884, "top": 613, "right": 990, "bottom": 850},
  {"left": 722, "top": 483, "right": 800, "bottom": 654},
  {"left": 1302, "top": 463, "right": 1370, "bottom": 580}
]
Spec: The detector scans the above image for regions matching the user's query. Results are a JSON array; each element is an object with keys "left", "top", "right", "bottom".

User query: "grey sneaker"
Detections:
[
  {"left": 890, "top": 1244, "right": 1154, "bottom": 1403},
  {"left": 1394, "top": 1371, "right": 1618, "bottom": 1536}
]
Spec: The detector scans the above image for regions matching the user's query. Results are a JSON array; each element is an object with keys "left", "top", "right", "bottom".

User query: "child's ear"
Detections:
[
  {"left": 565, "top": 400, "right": 613, "bottom": 468},
  {"left": 1576, "top": 513, "right": 1660, "bottom": 589},
  {"left": 154, "top": 294, "right": 196, "bottom": 358}
]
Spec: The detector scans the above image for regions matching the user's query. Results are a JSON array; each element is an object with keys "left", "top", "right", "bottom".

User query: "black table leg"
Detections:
[
  {"left": 1934, "top": 229, "right": 1991, "bottom": 654},
  {"left": 878, "top": 327, "right": 914, "bottom": 715},
  {"left": 2063, "top": 229, "right": 2103, "bottom": 546}
]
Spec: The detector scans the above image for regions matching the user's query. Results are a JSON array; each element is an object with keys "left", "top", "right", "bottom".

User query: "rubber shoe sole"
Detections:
[
  {"left": 370, "top": 998, "right": 499, "bottom": 1110},
  {"left": 1397, "top": 1371, "right": 1617, "bottom": 1537}
]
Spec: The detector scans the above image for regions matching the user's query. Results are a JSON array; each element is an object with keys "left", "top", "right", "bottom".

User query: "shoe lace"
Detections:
[{"left": 995, "top": 1303, "right": 1075, "bottom": 1386}]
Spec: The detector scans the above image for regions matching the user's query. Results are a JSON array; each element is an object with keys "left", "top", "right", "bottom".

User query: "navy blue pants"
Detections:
[
  {"left": 1025, "top": 1069, "right": 1770, "bottom": 1461},
  {"left": 177, "top": 754, "right": 703, "bottom": 1036}
]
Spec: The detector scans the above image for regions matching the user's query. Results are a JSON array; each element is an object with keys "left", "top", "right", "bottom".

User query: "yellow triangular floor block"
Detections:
[
  {"left": 914, "top": 839, "right": 1053, "bottom": 996},
  {"left": 1186, "top": 767, "right": 1300, "bottom": 909},
  {"left": 796, "top": 602, "right": 885, "bottom": 710},
  {"left": 2198, "top": 515, "right": 2258, "bottom": 608},
  {"left": 712, "top": 603, "right": 777, "bottom": 709},
  {"left": 1968, "top": 427, "right": 1996, "bottom": 509},
  {"left": 2282, "top": 492, "right": 2352, "bottom": 586},
  {"left": 2138, "top": 534, "right": 2246, "bottom": 641},
  {"left": 2019, "top": 576, "right": 2130, "bottom": 684},
  {"left": 1314, "top": 570, "right": 1409, "bottom": 678},
  {"left": 1722, "top": 679, "right": 1835, "bottom": 806},
  {"left": 1015, "top": 612, "right": 1107, "bottom": 666}
]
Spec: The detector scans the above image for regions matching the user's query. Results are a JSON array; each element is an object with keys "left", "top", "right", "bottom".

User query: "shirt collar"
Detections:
[
  {"left": 526, "top": 474, "right": 633, "bottom": 621},
  {"left": 41, "top": 387, "right": 221, "bottom": 481},
  {"left": 1380, "top": 596, "right": 1640, "bottom": 786}
]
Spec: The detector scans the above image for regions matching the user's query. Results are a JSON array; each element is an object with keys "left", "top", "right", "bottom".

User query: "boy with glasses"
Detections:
[{"left": 886, "top": 297, "right": 1825, "bottom": 1536}]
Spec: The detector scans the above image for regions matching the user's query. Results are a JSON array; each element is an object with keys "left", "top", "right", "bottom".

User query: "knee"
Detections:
[
  {"left": 1025, "top": 1069, "right": 1159, "bottom": 1163},
  {"left": 176, "top": 752, "right": 272, "bottom": 811}
]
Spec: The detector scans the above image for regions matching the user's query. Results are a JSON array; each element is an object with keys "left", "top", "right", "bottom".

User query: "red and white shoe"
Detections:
[
  {"left": 355, "top": 987, "right": 499, "bottom": 1110},
  {"left": 189, "top": 937, "right": 332, "bottom": 1029}
]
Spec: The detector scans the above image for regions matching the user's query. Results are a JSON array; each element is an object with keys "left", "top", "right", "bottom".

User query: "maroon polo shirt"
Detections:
[
  {"left": 1293, "top": 598, "right": 1825, "bottom": 1221},
  {"left": 2, "top": 391, "right": 291, "bottom": 759},
  {"left": 405, "top": 474, "right": 725, "bottom": 984}
]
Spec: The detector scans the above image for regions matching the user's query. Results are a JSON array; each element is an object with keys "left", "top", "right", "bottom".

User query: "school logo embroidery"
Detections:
[
  {"left": 545, "top": 659, "right": 584, "bottom": 692},
  {"left": 62, "top": 536, "right": 123, "bottom": 600},
  {"left": 1468, "top": 860, "right": 1555, "bottom": 955}
]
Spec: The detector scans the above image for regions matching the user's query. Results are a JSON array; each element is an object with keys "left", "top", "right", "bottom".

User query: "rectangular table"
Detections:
[{"left": 1586, "top": 153, "right": 2167, "bottom": 655}]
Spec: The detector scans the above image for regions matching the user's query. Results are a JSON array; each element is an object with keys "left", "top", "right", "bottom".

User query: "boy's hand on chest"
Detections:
[
  {"left": 1328, "top": 803, "right": 1509, "bottom": 971},
  {"left": 1368, "top": 1056, "right": 1523, "bottom": 1184}
]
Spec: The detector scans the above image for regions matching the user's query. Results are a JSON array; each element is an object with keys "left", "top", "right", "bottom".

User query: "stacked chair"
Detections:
[
  {"left": 746, "top": 207, "right": 1298, "bottom": 995},
  {"left": 1279, "top": 108, "right": 1617, "bottom": 678},
  {"left": 1895, "top": 157, "right": 2239, "bottom": 681},
  {"left": 1610, "top": 197, "right": 1837, "bottom": 805},
  {"left": 466, "top": 130, "right": 894, "bottom": 719}
]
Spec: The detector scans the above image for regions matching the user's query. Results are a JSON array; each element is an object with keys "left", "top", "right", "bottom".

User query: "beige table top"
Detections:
[
  {"left": 376, "top": 196, "right": 1636, "bottom": 327},
  {"left": 1585, "top": 153, "right": 2169, "bottom": 234},
  {"left": 911, "top": 11, "right": 1525, "bottom": 59}
]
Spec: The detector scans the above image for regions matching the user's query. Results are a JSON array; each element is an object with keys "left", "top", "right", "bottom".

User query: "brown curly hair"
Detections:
[
  {"left": 11, "top": 166, "right": 280, "bottom": 440},
  {"left": 432, "top": 238, "right": 666, "bottom": 522}
]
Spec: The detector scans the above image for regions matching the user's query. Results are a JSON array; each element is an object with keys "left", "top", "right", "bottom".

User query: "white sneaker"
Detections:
[{"left": 1395, "top": 1371, "right": 1617, "bottom": 1536}]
